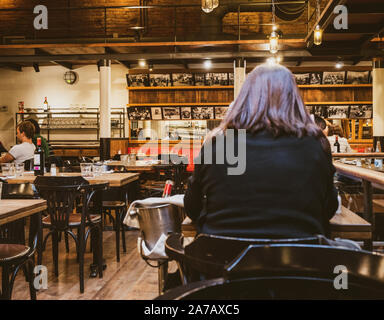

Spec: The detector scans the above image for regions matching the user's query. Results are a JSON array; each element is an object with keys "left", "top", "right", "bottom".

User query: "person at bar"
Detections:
[
  {"left": 327, "top": 125, "right": 354, "bottom": 153},
  {"left": 184, "top": 63, "right": 338, "bottom": 239},
  {"left": 314, "top": 115, "right": 329, "bottom": 137},
  {"left": 0, "top": 121, "right": 36, "bottom": 164}
]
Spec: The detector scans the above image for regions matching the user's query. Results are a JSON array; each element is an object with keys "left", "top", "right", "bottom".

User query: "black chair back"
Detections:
[
  {"left": 158, "top": 244, "right": 384, "bottom": 300},
  {"left": 1, "top": 181, "right": 39, "bottom": 199}
]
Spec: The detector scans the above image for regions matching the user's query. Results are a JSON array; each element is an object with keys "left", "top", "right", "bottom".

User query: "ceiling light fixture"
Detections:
[
  {"left": 314, "top": 0, "right": 323, "bottom": 46},
  {"left": 202, "top": 0, "right": 219, "bottom": 13},
  {"left": 139, "top": 60, "right": 147, "bottom": 68},
  {"left": 269, "top": 0, "right": 279, "bottom": 54},
  {"left": 335, "top": 60, "right": 344, "bottom": 69},
  {"left": 203, "top": 59, "right": 212, "bottom": 69},
  {"left": 149, "top": 64, "right": 153, "bottom": 72}
]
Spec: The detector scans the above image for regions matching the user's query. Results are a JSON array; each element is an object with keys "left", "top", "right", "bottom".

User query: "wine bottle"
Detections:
[
  {"left": 34, "top": 137, "right": 45, "bottom": 176},
  {"left": 43, "top": 97, "right": 48, "bottom": 112},
  {"left": 374, "top": 140, "right": 383, "bottom": 169},
  {"left": 334, "top": 136, "right": 341, "bottom": 153}
]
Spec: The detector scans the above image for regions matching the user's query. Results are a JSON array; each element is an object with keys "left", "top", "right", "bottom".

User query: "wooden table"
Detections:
[
  {"left": 333, "top": 153, "right": 384, "bottom": 158},
  {"left": 0, "top": 199, "right": 46, "bottom": 264},
  {"left": 181, "top": 206, "right": 372, "bottom": 242},
  {"left": 4, "top": 172, "right": 140, "bottom": 188}
]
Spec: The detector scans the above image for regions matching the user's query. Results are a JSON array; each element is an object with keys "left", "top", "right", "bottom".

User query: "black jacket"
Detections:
[{"left": 184, "top": 131, "right": 338, "bottom": 239}]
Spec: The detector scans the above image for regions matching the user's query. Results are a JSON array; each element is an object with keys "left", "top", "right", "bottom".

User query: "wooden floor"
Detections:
[{"left": 11, "top": 229, "right": 161, "bottom": 300}]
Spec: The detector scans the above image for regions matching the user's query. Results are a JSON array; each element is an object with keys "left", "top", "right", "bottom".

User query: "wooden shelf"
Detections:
[
  {"left": 127, "top": 86, "right": 234, "bottom": 90},
  {"left": 299, "top": 84, "right": 372, "bottom": 89},
  {"left": 127, "top": 102, "right": 230, "bottom": 107},
  {"left": 306, "top": 101, "right": 372, "bottom": 105}
]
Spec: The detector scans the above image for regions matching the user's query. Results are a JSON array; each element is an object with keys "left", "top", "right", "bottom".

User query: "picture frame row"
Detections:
[
  {"left": 127, "top": 73, "right": 234, "bottom": 87},
  {"left": 294, "top": 71, "right": 372, "bottom": 85},
  {"left": 306, "top": 104, "right": 373, "bottom": 119},
  {"left": 128, "top": 106, "right": 229, "bottom": 120}
]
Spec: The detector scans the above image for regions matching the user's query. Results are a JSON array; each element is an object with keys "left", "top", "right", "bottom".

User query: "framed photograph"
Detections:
[
  {"left": 128, "top": 106, "right": 151, "bottom": 120},
  {"left": 294, "top": 73, "right": 310, "bottom": 85},
  {"left": 149, "top": 74, "right": 171, "bottom": 87},
  {"left": 345, "top": 71, "right": 370, "bottom": 84},
  {"left": 228, "top": 73, "right": 234, "bottom": 85},
  {"left": 322, "top": 72, "right": 345, "bottom": 85},
  {"left": 205, "top": 73, "right": 228, "bottom": 86},
  {"left": 172, "top": 73, "right": 194, "bottom": 86},
  {"left": 215, "top": 106, "right": 228, "bottom": 120},
  {"left": 305, "top": 105, "right": 313, "bottom": 114},
  {"left": 349, "top": 105, "right": 373, "bottom": 119},
  {"left": 312, "top": 106, "right": 328, "bottom": 118},
  {"left": 151, "top": 107, "right": 163, "bottom": 120},
  {"left": 192, "top": 106, "right": 214, "bottom": 120},
  {"left": 327, "top": 105, "right": 349, "bottom": 119},
  {"left": 180, "top": 107, "right": 192, "bottom": 120},
  {"left": 163, "top": 107, "right": 181, "bottom": 120},
  {"left": 127, "top": 74, "right": 149, "bottom": 87},
  {"left": 194, "top": 74, "right": 205, "bottom": 86},
  {"left": 309, "top": 73, "right": 322, "bottom": 85}
]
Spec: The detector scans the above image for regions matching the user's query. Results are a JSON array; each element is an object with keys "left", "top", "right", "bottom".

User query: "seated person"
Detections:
[
  {"left": 25, "top": 118, "right": 51, "bottom": 157},
  {"left": 327, "top": 125, "right": 354, "bottom": 153},
  {"left": 314, "top": 115, "right": 329, "bottom": 136},
  {"left": 184, "top": 63, "right": 338, "bottom": 239},
  {"left": 0, "top": 121, "right": 36, "bottom": 164}
]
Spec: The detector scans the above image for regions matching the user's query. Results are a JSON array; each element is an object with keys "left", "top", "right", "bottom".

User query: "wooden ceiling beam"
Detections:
[
  {"left": 35, "top": 48, "right": 73, "bottom": 69},
  {"left": 106, "top": 47, "right": 131, "bottom": 68}
]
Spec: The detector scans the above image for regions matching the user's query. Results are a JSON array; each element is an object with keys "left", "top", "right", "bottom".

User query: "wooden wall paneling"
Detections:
[{"left": 110, "top": 139, "right": 130, "bottom": 157}]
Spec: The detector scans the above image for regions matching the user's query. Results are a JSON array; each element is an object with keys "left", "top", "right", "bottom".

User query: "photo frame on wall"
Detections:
[
  {"left": 205, "top": 73, "right": 229, "bottom": 86},
  {"left": 345, "top": 71, "right": 370, "bottom": 84},
  {"left": 349, "top": 105, "right": 373, "bottom": 119},
  {"left": 194, "top": 74, "right": 205, "bottom": 86},
  {"left": 127, "top": 74, "right": 149, "bottom": 87},
  {"left": 172, "top": 73, "right": 194, "bottom": 86},
  {"left": 215, "top": 106, "right": 228, "bottom": 120},
  {"left": 128, "top": 106, "right": 151, "bottom": 120},
  {"left": 151, "top": 107, "right": 163, "bottom": 120},
  {"left": 312, "top": 105, "right": 328, "bottom": 118},
  {"left": 327, "top": 105, "right": 349, "bottom": 119},
  {"left": 149, "top": 74, "right": 171, "bottom": 87},
  {"left": 309, "top": 73, "right": 322, "bottom": 85},
  {"left": 228, "top": 73, "right": 234, "bottom": 85},
  {"left": 294, "top": 73, "right": 310, "bottom": 85},
  {"left": 181, "top": 107, "right": 192, "bottom": 120},
  {"left": 163, "top": 106, "right": 181, "bottom": 120},
  {"left": 322, "top": 72, "right": 345, "bottom": 85},
  {"left": 192, "top": 106, "right": 214, "bottom": 119}
]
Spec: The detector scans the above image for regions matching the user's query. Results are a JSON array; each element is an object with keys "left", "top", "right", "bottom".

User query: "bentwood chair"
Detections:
[
  {"left": 164, "top": 233, "right": 328, "bottom": 286},
  {"left": 158, "top": 244, "right": 384, "bottom": 299},
  {"left": 34, "top": 176, "right": 108, "bottom": 293},
  {"left": 0, "top": 219, "right": 36, "bottom": 300}
]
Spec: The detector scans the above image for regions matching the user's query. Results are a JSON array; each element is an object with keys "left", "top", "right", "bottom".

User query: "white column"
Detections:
[
  {"left": 234, "top": 58, "right": 246, "bottom": 99},
  {"left": 99, "top": 59, "right": 111, "bottom": 138}
]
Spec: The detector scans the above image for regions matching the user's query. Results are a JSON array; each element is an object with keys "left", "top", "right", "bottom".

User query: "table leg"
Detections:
[
  {"left": 363, "top": 179, "right": 373, "bottom": 250},
  {"left": 28, "top": 211, "right": 43, "bottom": 266}
]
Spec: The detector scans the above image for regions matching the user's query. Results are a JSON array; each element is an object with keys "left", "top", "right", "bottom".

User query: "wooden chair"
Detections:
[
  {"left": 158, "top": 244, "right": 384, "bottom": 299},
  {"left": 34, "top": 176, "right": 108, "bottom": 293},
  {"left": 0, "top": 219, "right": 36, "bottom": 300},
  {"left": 165, "top": 233, "right": 327, "bottom": 285}
]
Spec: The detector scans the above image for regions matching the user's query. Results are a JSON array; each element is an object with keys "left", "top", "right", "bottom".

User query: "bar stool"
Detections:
[{"left": 102, "top": 200, "right": 127, "bottom": 262}]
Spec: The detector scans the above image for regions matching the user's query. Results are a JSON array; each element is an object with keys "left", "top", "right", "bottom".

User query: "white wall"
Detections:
[{"left": 0, "top": 64, "right": 128, "bottom": 149}]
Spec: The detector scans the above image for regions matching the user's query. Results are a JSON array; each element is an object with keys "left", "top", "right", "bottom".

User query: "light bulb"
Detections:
[
  {"left": 202, "top": 0, "right": 214, "bottom": 13},
  {"left": 213, "top": 0, "right": 219, "bottom": 9},
  {"left": 314, "top": 25, "right": 323, "bottom": 46},
  {"left": 335, "top": 61, "right": 344, "bottom": 69},
  {"left": 138, "top": 60, "right": 146, "bottom": 67},
  {"left": 204, "top": 60, "right": 212, "bottom": 69},
  {"left": 269, "top": 31, "right": 279, "bottom": 54}
]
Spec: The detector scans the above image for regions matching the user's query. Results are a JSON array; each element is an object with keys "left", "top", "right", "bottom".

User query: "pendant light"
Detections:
[
  {"left": 314, "top": 0, "right": 323, "bottom": 46},
  {"left": 269, "top": 0, "right": 279, "bottom": 54},
  {"left": 213, "top": 0, "right": 219, "bottom": 9},
  {"left": 202, "top": 0, "right": 214, "bottom": 13}
]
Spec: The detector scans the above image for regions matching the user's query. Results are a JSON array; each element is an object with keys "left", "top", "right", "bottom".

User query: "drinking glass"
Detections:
[
  {"left": 15, "top": 163, "right": 24, "bottom": 177},
  {"left": 92, "top": 162, "right": 103, "bottom": 176},
  {"left": 1, "top": 163, "right": 15, "bottom": 176},
  {"left": 80, "top": 163, "right": 93, "bottom": 177}
]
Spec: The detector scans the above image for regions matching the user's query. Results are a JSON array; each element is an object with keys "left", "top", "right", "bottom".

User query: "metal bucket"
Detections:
[{"left": 136, "top": 203, "right": 185, "bottom": 251}]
